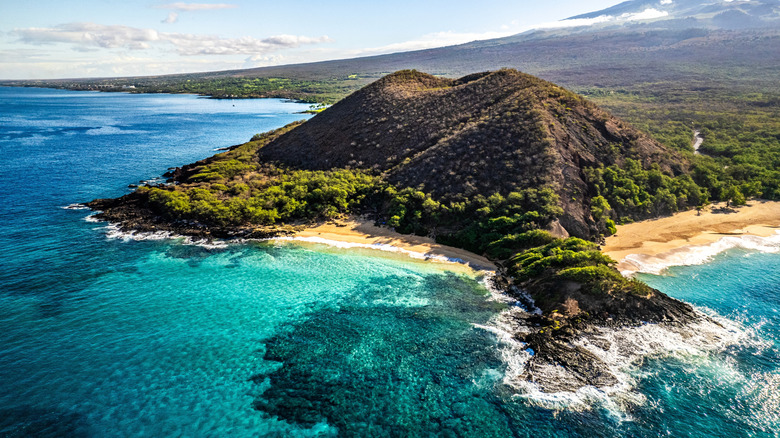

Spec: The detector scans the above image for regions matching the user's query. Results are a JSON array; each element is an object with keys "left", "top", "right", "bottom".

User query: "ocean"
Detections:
[{"left": 1, "top": 86, "right": 778, "bottom": 437}]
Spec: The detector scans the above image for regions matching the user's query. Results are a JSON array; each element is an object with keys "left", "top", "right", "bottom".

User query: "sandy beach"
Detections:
[
  {"left": 603, "top": 201, "right": 780, "bottom": 274},
  {"left": 286, "top": 219, "right": 497, "bottom": 273},
  {"left": 279, "top": 201, "right": 780, "bottom": 276}
]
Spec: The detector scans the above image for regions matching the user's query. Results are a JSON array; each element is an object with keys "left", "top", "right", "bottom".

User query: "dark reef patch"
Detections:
[{"left": 250, "top": 272, "right": 516, "bottom": 435}]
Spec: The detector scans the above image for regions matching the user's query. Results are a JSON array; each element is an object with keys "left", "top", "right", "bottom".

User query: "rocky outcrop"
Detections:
[
  {"left": 492, "top": 270, "right": 700, "bottom": 392},
  {"left": 87, "top": 194, "right": 300, "bottom": 240}
]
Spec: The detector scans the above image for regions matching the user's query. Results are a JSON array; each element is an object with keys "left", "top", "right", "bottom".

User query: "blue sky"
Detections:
[{"left": 1, "top": 1, "right": 624, "bottom": 79}]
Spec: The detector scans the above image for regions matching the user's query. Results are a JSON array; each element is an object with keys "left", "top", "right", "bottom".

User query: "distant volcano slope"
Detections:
[{"left": 258, "top": 69, "right": 685, "bottom": 237}]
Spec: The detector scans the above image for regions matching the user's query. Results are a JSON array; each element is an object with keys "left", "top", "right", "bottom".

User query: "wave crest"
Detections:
[
  {"left": 101, "top": 223, "right": 228, "bottom": 249},
  {"left": 621, "top": 231, "right": 780, "bottom": 275}
]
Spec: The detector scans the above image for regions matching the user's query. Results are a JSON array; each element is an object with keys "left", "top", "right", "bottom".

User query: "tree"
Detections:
[{"left": 723, "top": 185, "right": 746, "bottom": 207}]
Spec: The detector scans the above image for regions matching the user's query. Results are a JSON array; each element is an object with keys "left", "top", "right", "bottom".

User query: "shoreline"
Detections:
[
  {"left": 602, "top": 200, "right": 780, "bottom": 275},
  {"left": 93, "top": 212, "right": 497, "bottom": 274},
  {"left": 287, "top": 219, "right": 498, "bottom": 273}
]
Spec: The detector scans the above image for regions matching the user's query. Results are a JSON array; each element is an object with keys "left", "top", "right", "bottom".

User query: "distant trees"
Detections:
[
  {"left": 589, "top": 87, "right": 780, "bottom": 203},
  {"left": 585, "top": 159, "right": 709, "bottom": 229}
]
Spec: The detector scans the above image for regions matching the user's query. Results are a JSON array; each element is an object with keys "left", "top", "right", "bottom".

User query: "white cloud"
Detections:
[
  {"left": 166, "top": 33, "right": 332, "bottom": 55},
  {"left": 660, "top": 0, "right": 673, "bottom": 5},
  {"left": 12, "top": 23, "right": 331, "bottom": 56},
  {"left": 534, "top": 15, "right": 614, "bottom": 30},
  {"left": 621, "top": 8, "right": 669, "bottom": 20},
  {"left": 535, "top": 8, "right": 669, "bottom": 30},
  {"left": 353, "top": 7, "right": 671, "bottom": 57},
  {"left": 243, "top": 54, "right": 285, "bottom": 68},
  {"left": 155, "top": 3, "right": 237, "bottom": 11},
  {"left": 14, "top": 23, "right": 161, "bottom": 50},
  {"left": 351, "top": 30, "right": 517, "bottom": 56},
  {"left": 0, "top": 53, "right": 246, "bottom": 79},
  {"left": 162, "top": 12, "right": 179, "bottom": 24}
]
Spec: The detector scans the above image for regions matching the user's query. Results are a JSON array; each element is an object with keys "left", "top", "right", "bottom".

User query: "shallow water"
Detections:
[{"left": 1, "top": 87, "right": 779, "bottom": 437}]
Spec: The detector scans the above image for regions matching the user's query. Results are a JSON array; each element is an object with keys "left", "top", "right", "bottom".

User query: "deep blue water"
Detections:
[{"left": 1, "top": 86, "right": 779, "bottom": 437}]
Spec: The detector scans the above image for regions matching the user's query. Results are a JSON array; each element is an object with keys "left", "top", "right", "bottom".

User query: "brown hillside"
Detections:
[{"left": 258, "top": 69, "right": 686, "bottom": 237}]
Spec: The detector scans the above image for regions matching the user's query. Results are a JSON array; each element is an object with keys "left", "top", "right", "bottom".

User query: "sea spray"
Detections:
[
  {"left": 489, "top": 309, "right": 757, "bottom": 419},
  {"left": 470, "top": 270, "right": 763, "bottom": 418},
  {"left": 101, "top": 222, "right": 230, "bottom": 249},
  {"left": 62, "top": 203, "right": 90, "bottom": 210}
]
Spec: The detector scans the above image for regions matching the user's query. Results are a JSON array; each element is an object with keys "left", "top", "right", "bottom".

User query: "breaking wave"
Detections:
[
  {"left": 621, "top": 231, "right": 780, "bottom": 275},
  {"left": 99, "top": 223, "right": 229, "bottom": 249},
  {"left": 475, "top": 293, "right": 761, "bottom": 416}
]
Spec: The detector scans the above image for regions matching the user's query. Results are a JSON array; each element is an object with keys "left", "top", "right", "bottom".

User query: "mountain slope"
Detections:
[
  {"left": 257, "top": 69, "right": 684, "bottom": 237},
  {"left": 7, "top": 2, "right": 778, "bottom": 103},
  {"left": 568, "top": 0, "right": 780, "bottom": 30}
]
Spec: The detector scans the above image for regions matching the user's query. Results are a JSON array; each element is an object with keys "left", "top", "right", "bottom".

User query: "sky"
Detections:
[{"left": 0, "top": 0, "right": 625, "bottom": 80}]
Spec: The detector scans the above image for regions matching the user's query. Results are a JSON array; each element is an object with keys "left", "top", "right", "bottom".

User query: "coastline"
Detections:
[
  {"left": 94, "top": 213, "right": 497, "bottom": 274},
  {"left": 602, "top": 200, "right": 780, "bottom": 275},
  {"left": 283, "top": 219, "right": 498, "bottom": 273}
]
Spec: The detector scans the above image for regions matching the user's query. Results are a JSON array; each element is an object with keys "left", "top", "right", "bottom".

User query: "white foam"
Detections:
[
  {"left": 101, "top": 223, "right": 228, "bottom": 249},
  {"left": 475, "top": 304, "right": 535, "bottom": 377},
  {"left": 472, "top": 276, "right": 763, "bottom": 414},
  {"left": 90, "top": 220, "right": 498, "bottom": 264},
  {"left": 479, "top": 273, "right": 512, "bottom": 304},
  {"left": 621, "top": 231, "right": 780, "bottom": 275},
  {"left": 472, "top": 276, "right": 537, "bottom": 394},
  {"left": 62, "top": 203, "right": 89, "bottom": 210},
  {"left": 104, "top": 223, "right": 174, "bottom": 242},
  {"left": 511, "top": 372, "right": 637, "bottom": 417},
  {"left": 85, "top": 126, "right": 147, "bottom": 136},
  {"left": 272, "top": 235, "right": 493, "bottom": 270},
  {"left": 504, "top": 306, "right": 763, "bottom": 414}
]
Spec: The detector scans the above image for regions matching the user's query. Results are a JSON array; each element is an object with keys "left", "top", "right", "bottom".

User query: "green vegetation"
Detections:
[
  {"left": 140, "top": 125, "right": 382, "bottom": 226},
  {"left": 377, "top": 185, "right": 563, "bottom": 258},
  {"left": 144, "top": 168, "right": 380, "bottom": 226},
  {"left": 145, "top": 154, "right": 564, "bottom": 259},
  {"left": 584, "top": 159, "right": 708, "bottom": 224},
  {"left": 14, "top": 76, "right": 369, "bottom": 104},
  {"left": 137, "top": 77, "right": 359, "bottom": 103},
  {"left": 431, "top": 189, "right": 563, "bottom": 256},
  {"left": 507, "top": 237, "right": 653, "bottom": 299},
  {"left": 586, "top": 87, "right": 780, "bottom": 205},
  {"left": 301, "top": 103, "right": 330, "bottom": 114}
]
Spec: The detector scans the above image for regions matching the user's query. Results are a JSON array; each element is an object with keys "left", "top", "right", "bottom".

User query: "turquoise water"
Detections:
[{"left": 1, "top": 86, "right": 779, "bottom": 437}]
